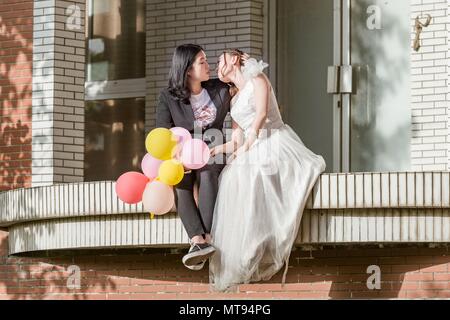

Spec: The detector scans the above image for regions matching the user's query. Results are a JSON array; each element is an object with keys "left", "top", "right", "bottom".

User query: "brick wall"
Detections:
[
  {"left": 410, "top": 0, "right": 449, "bottom": 171},
  {"left": 31, "top": 0, "right": 86, "bottom": 186},
  {"left": 447, "top": 1, "right": 450, "bottom": 170},
  {"left": 1, "top": 230, "right": 449, "bottom": 299},
  {"left": 145, "top": 0, "right": 264, "bottom": 133},
  {"left": 447, "top": 0, "right": 450, "bottom": 171},
  {"left": 0, "top": 0, "right": 33, "bottom": 191}
]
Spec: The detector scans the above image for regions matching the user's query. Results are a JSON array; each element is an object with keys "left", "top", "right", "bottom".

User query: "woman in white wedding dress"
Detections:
[{"left": 208, "top": 49, "right": 326, "bottom": 292}]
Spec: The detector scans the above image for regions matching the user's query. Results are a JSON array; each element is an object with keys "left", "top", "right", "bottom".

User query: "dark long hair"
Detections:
[{"left": 167, "top": 44, "right": 203, "bottom": 103}]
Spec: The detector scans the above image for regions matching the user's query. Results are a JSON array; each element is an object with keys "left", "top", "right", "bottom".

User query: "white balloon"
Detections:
[{"left": 142, "top": 181, "right": 175, "bottom": 215}]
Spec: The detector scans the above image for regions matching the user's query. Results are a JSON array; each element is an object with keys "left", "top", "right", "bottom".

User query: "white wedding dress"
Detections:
[{"left": 208, "top": 59, "right": 326, "bottom": 292}]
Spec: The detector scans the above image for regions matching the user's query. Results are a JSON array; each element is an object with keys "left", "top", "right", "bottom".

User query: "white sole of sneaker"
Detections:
[
  {"left": 182, "top": 246, "right": 216, "bottom": 267},
  {"left": 185, "top": 260, "right": 206, "bottom": 271}
]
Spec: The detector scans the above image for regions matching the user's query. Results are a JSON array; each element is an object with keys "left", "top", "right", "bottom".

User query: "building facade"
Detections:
[{"left": 0, "top": 0, "right": 450, "bottom": 299}]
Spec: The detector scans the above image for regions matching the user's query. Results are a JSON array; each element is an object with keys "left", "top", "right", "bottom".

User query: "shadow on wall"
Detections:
[
  {"left": 0, "top": 179, "right": 121, "bottom": 299},
  {"left": 1, "top": 240, "right": 449, "bottom": 299},
  {"left": 0, "top": 12, "right": 33, "bottom": 191},
  {"left": 0, "top": 231, "right": 119, "bottom": 299},
  {"left": 350, "top": 0, "right": 412, "bottom": 172}
]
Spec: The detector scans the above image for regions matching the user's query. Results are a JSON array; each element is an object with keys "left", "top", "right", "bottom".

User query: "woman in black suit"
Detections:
[{"left": 156, "top": 44, "right": 232, "bottom": 270}]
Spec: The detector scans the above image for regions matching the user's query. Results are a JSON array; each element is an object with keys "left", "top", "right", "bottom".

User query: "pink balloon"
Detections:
[
  {"left": 115, "top": 171, "right": 149, "bottom": 204},
  {"left": 142, "top": 180, "right": 175, "bottom": 215},
  {"left": 170, "top": 127, "right": 192, "bottom": 146},
  {"left": 141, "top": 153, "right": 163, "bottom": 179},
  {"left": 170, "top": 127, "right": 192, "bottom": 160},
  {"left": 180, "top": 138, "right": 211, "bottom": 170}
]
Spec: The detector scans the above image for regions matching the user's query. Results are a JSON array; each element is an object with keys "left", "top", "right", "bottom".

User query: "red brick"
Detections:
[
  {"left": 326, "top": 274, "right": 356, "bottom": 283},
  {"left": 378, "top": 257, "right": 406, "bottom": 265},
  {"left": 406, "top": 290, "right": 450, "bottom": 299},
  {"left": 117, "top": 284, "right": 167, "bottom": 293},
  {"left": 331, "top": 257, "right": 380, "bottom": 266},
  {"left": 332, "top": 282, "right": 371, "bottom": 291},
  {"left": 405, "top": 256, "right": 435, "bottom": 265},
  {"left": 391, "top": 247, "right": 427, "bottom": 256},
  {"left": 433, "top": 256, "right": 450, "bottom": 264},
  {"left": 350, "top": 291, "right": 382, "bottom": 299},
  {"left": 18, "top": 280, "right": 42, "bottom": 287},
  {"left": 238, "top": 283, "right": 283, "bottom": 292},
  {"left": 142, "top": 269, "right": 168, "bottom": 277},
  {"left": 299, "top": 274, "right": 337, "bottom": 282},
  {"left": 311, "top": 282, "right": 332, "bottom": 291},
  {"left": 296, "top": 291, "right": 328, "bottom": 299},
  {"left": 419, "top": 264, "right": 448, "bottom": 273},
  {"left": 271, "top": 292, "right": 305, "bottom": 299},
  {"left": 244, "top": 292, "right": 275, "bottom": 299},
  {"left": 80, "top": 294, "right": 108, "bottom": 300},
  {"left": 417, "top": 248, "right": 449, "bottom": 256},
  {"left": 135, "top": 293, "right": 178, "bottom": 300},
  {"left": 433, "top": 273, "right": 450, "bottom": 281},
  {"left": 311, "top": 266, "right": 339, "bottom": 275},
  {"left": 391, "top": 264, "right": 421, "bottom": 273},
  {"left": 339, "top": 265, "right": 366, "bottom": 274},
  {"left": 420, "top": 281, "right": 448, "bottom": 290},
  {"left": 176, "top": 292, "right": 218, "bottom": 299},
  {"left": 189, "top": 284, "right": 211, "bottom": 292},
  {"left": 392, "top": 281, "right": 419, "bottom": 290},
  {"left": 117, "top": 270, "right": 143, "bottom": 278},
  {"left": 279, "top": 283, "right": 313, "bottom": 291},
  {"left": 8, "top": 3, "right": 32, "bottom": 12},
  {"left": 378, "top": 291, "right": 405, "bottom": 299},
  {"left": 403, "top": 273, "right": 434, "bottom": 281},
  {"left": 0, "top": 280, "right": 19, "bottom": 287},
  {"left": 327, "top": 291, "right": 352, "bottom": 299},
  {"left": 107, "top": 293, "right": 131, "bottom": 300}
]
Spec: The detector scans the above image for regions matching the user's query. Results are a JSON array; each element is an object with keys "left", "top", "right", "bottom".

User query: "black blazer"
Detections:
[{"left": 155, "top": 78, "right": 231, "bottom": 134}]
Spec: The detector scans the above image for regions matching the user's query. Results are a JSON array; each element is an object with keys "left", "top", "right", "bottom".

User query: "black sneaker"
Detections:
[{"left": 182, "top": 242, "right": 216, "bottom": 267}]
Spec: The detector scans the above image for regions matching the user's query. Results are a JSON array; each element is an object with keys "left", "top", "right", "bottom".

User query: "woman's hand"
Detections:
[
  {"left": 210, "top": 145, "right": 224, "bottom": 157},
  {"left": 227, "top": 142, "right": 250, "bottom": 163}
]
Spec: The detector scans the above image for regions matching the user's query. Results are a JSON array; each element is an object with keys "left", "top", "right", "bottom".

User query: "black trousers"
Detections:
[
  {"left": 175, "top": 138, "right": 225, "bottom": 239},
  {"left": 174, "top": 160, "right": 224, "bottom": 239}
]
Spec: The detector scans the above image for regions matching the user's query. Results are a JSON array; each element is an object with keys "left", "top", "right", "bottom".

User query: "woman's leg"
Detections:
[
  {"left": 196, "top": 167, "right": 221, "bottom": 235},
  {"left": 175, "top": 171, "right": 206, "bottom": 242},
  {"left": 191, "top": 181, "right": 206, "bottom": 244}
]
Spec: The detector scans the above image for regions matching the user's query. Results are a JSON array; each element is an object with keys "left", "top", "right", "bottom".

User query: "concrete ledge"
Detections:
[{"left": 1, "top": 172, "right": 450, "bottom": 254}]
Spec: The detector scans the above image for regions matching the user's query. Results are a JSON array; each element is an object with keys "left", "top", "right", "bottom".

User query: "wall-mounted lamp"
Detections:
[{"left": 413, "top": 14, "right": 432, "bottom": 52}]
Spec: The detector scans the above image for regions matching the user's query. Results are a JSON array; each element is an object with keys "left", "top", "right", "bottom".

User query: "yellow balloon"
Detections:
[
  {"left": 158, "top": 159, "right": 185, "bottom": 186},
  {"left": 145, "top": 128, "right": 178, "bottom": 160}
]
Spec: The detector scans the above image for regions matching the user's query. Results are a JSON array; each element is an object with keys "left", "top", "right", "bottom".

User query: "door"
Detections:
[
  {"left": 275, "top": 0, "right": 338, "bottom": 172},
  {"left": 273, "top": 0, "right": 412, "bottom": 172}
]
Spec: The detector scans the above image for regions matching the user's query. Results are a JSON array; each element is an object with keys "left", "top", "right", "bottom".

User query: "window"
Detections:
[
  {"left": 86, "top": 0, "right": 145, "bottom": 81},
  {"left": 85, "top": 98, "right": 145, "bottom": 181},
  {"left": 85, "top": 0, "right": 146, "bottom": 181}
]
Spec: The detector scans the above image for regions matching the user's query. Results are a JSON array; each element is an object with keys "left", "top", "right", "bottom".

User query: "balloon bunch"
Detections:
[{"left": 115, "top": 127, "right": 210, "bottom": 219}]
